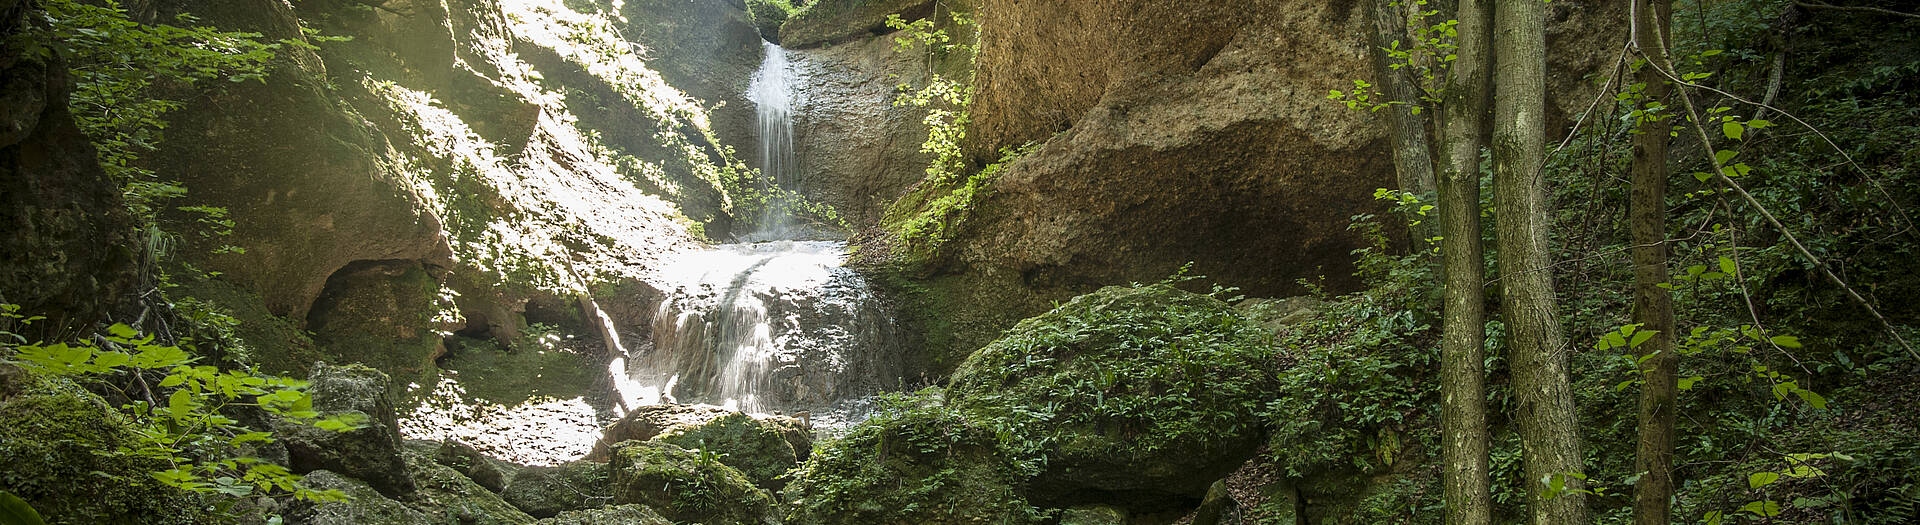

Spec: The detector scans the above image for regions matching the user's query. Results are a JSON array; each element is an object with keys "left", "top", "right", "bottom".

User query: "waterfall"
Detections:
[
  {"left": 746, "top": 41, "right": 798, "bottom": 239},
  {"left": 621, "top": 242, "right": 900, "bottom": 414}
]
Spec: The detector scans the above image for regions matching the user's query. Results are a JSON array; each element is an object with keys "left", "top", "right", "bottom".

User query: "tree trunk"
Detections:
[
  {"left": 1491, "top": 0, "right": 1589, "bottom": 523},
  {"left": 1367, "top": 0, "right": 1440, "bottom": 202},
  {"left": 1630, "top": 0, "right": 1679, "bottom": 523},
  {"left": 1437, "top": 0, "right": 1494, "bottom": 522}
]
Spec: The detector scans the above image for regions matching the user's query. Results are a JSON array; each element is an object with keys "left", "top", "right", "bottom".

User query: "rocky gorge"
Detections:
[{"left": 7, "top": 0, "right": 1920, "bottom": 524}]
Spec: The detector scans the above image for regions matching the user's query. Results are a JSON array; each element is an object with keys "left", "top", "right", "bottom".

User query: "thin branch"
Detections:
[
  {"left": 1642, "top": 51, "right": 1920, "bottom": 361},
  {"left": 1792, "top": 1, "right": 1920, "bottom": 20}
]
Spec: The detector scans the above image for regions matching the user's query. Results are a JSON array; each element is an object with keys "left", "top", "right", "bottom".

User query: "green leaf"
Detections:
[
  {"left": 1714, "top": 149, "right": 1738, "bottom": 164},
  {"left": 167, "top": 389, "right": 195, "bottom": 423},
  {"left": 1722, "top": 121, "right": 1744, "bottom": 140},
  {"left": 1740, "top": 500, "right": 1782, "bottom": 517},
  {"left": 1768, "top": 335, "right": 1802, "bottom": 348},
  {"left": 0, "top": 490, "right": 47, "bottom": 525},
  {"left": 1703, "top": 510, "right": 1723, "bottom": 525},
  {"left": 1749, "top": 471, "right": 1781, "bottom": 489},
  {"left": 1629, "top": 329, "right": 1655, "bottom": 349},
  {"left": 1678, "top": 376, "right": 1703, "bottom": 391},
  {"left": 1796, "top": 389, "right": 1828, "bottom": 410},
  {"left": 107, "top": 324, "right": 139, "bottom": 339},
  {"left": 1718, "top": 256, "right": 1737, "bottom": 276}
]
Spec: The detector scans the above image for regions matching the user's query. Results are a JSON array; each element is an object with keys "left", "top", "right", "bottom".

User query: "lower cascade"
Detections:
[{"left": 612, "top": 240, "right": 902, "bottom": 415}]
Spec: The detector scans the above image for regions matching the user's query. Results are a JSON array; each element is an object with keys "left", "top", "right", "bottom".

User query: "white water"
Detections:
[
  {"left": 744, "top": 41, "right": 800, "bottom": 240},
  {"left": 607, "top": 44, "right": 900, "bottom": 418}
]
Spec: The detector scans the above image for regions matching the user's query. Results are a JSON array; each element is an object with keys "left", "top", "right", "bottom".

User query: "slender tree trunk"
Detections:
[
  {"left": 1367, "top": 0, "right": 1440, "bottom": 202},
  {"left": 1437, "top": 0, "right": 1494, "bottom": 523},
  {"left": 1491, "top": 0, "right": 1588, "bottom": 523},
  {"left": 1630, "top": 1, "right": 1679, "bottom": 523}
]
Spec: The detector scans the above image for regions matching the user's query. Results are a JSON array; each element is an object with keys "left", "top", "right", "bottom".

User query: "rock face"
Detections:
[
  {"left": 0, "top": 0, "right": 138, "bottom": 339},
  {"left": 779, "top": 0, "right": 934, "bottom": 49},
  {"left": 788, "top": 34, "right": 940, "bottom": 224},
  {"left": 538, "top": 504, "right": 672, "bottom": 525},
  {"left": 882, "top": 0, "right": 1627, "bottom": 368},
  {"left": 276, "top": 363, "right": 417, "bottom": 498}
]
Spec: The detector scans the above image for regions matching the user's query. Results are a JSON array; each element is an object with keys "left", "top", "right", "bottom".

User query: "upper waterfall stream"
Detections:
[{"left": 610, "top": 43, "right": 901, "bottom": 420}]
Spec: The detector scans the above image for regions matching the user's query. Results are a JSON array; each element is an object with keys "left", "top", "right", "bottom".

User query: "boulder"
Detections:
[
  {"left": 1059, "top": 505, "right": 1128, "bottom": 525},
  {"left": 652, "top": 411, "right": 804, "bottom": 490},
  {"left": 0, "top": 377, "right": 199, "bottom": 523},
  {"left": 586, "top": 404, "right": 811, "bottom": 467},
  {"left": 500, "top": 461, "right": 611, "bottom": 518},
  {"left": 402, "top": 447, "right": 536, "bottom": 525},
  {"left": 607, "top": 440, "right": 780, "bottom": 525},
  {"left": 537, "top": 504, "right": 672, "bottom": 525},
  {"left": 946, "top": 284, "right": 1278, "bottom": 513},
  {"left": 284, "top": 470, "right": 435, "bottom": 525},
  {"left": 418, "top": 439, "right": 516, "bottom": 493},
  {"left": 274, "top": 363, "right": 416, "bottom": 498},
  {"left": 304, "top": 260, "right": 446, "bottom": 393},
  {"left": 782, "top": 391, "right": 1041, "bottom": 525}
]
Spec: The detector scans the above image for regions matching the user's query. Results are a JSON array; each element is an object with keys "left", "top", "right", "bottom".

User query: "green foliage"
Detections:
[
  {"left": 0, "top": 310, "right": 363, "bottom": 511},
  {"left": 883, "top": 143, "right": 1034, "bottom": 258},
  {"left": 783, "top": 390, "right": 1050, "bottom": 525},
  {"left": 30, "top": 0, "right": 307, "bottom": 258},
  {"left": 0, "top": 491, "right": 45, "bottom": 525}
]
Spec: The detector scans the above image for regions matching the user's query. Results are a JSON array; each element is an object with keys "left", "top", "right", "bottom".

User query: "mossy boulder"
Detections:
[
  {"left": 416, "top": 438, "right": 517, "bottom": 493},
  {"left": 783, "top": 391, "right": 1043, "bottom": 525},
  {"left": 283, "top": 470, "right": 435, "bottom": 525},
  {"left": 304, "top": 260, "right": 447, "bottom": 394},
  {"left": 745, "top": 0, "right": 794, "bottom": 43},
  {"left": 536, "top": 504, "right": 672, "bottom": 525},
  {"left": 653, "top": 411, "right": 803, "bottom": 490},
  {"left": 607, "top": 440, "right": 780, "bottom": 524},
  {"left": 274, "top": 363, "right": 416, "bottom": 498},
  {"left": 0, "top": 376, "right": 201, "bottom": 524},
  {"left": 501, "top": 461, "right": 611, "bottom": 518},
  {"left": 946, "top": 284, "right": 1278, "bottom": 512},
  {"left": 587, "top": 404, "right": 810, "bottom": 466},
  {"left": 402, "top": 446, "right": 535, "bottom": 525}
]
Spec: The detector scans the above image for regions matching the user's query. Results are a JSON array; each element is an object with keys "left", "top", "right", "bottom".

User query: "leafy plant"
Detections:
[{"left": 1, "top": 308, "right": 362, "bottom": 509}]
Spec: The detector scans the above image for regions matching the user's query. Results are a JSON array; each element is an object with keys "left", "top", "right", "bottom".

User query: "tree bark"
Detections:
[
  {"left": 1437, "top": 0, "right": 1494, "bottom": 523},
  {"left": 1367, "top": 0, "right": 1440, "bottom": 201},
  {"left": 1491, "top": 0, "right": 1588, "bottom": 522},
  {"left": 1629, "top": 2, "right": 1680, "bottom": 524}
]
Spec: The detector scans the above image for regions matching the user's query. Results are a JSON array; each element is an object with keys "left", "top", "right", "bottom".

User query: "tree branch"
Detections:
[{"left": 1792, "top": 1, "right": 1920, "bottom": 20}]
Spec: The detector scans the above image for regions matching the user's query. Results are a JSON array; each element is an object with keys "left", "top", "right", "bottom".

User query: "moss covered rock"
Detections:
[
  {"left": 653, "top": 411, "right": 802, "bottom": 490},
  {"left": 607, "top": 440, "right": 779, "bottom": 524},
  {"left": 284, "top": 470, "right": 436, "bottom": 525},
  {"left": 501, "top": 461, "right": 611, "bottom": 518},
  {"left": 946, "top": 284, "right": 1278, "bottom": 512},
  {"left": 536, "top": 504, "right": 672, "bottom": 525},
  {"left": 402, "top": 446, "right": 535, "bottom": 524},
  {"left": 0, "top": 377, "right": 200, "bottom": 524},
  {"left": 783, "top": 391, "right": 1043, "bottom": 525},
  {"left": 415, "top": 438, "right": 516, "bottom": 493},
  {"left": 275, "top": 363, "right": 416, "bottom": 498}
]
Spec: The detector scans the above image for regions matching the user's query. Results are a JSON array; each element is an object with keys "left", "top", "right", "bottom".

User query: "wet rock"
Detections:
[
  {"left": 946, "top": 284, "right": 1277, "bottom": 514},
  {"left": 778, "top": 0, "right": 931, "bottom": 49},
  {"left": 788, "top": 35, "right": 941, "bottom": 225},
  {"left": 607, "top": 440, "right": 780, "bottom": 525},
  {"left": 275, "top": 363, "right": 417, "bottom": 499},
  {"left": 536, "top": 504, "right": 672, "bottom": 525},
  {"left": 500, "top": 461, "right": 611, "bottom": 518}
]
